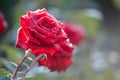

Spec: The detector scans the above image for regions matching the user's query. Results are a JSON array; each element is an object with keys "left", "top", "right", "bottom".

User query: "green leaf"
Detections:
[
  {"left": 0, "top": 69, "right": 11, "bottom": 80},
  {"left": 0, "top": 69, "right": 10, "bottom": 76},
  {"left": 1, "top": 60, "right": 17, "bottom": 73}
]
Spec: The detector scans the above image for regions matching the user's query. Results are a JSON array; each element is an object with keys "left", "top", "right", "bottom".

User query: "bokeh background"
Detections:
[{"left": 0, "top": 0, "right": 120, "bottom": 80}]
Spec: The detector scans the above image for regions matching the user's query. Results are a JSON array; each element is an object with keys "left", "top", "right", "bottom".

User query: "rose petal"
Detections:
[
  {"left": 16, "top": 27, "right": 28, "bottom": 49},
  {"left": 39, "top": 56, "right": 72, "bottom": 72}
]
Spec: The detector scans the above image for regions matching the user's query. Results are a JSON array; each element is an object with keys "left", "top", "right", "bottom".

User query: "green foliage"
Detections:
[
  {"left": 1, "top": 45, "right": 23, "bottom": 62},
  {"left": 0, "top": 69, "right": 10, "bottom": 76},
  {"left": 22, "top": 74, "right": 46, "bottom": 80},
  {"left": 0, "top": 69, "right": 11, "bottom": 80},
  {"left": 113, "top": 0, "right": 120, "bottom": 9},
  {"left": 43, "top": 0, "right": 78, "bottom": 10},
  {"left": 79, "top": 12, "right": 100, "bottom": 38},
  {"left": 63, "top": 10, "right": 100, "bottom": 38}
]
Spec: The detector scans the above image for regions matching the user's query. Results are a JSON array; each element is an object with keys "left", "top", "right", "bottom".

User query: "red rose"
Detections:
[
  {"left": 16, "top": 9, "right": 74, "bottom": 72},
  {"left": 63, "top": 23, "right": 85, "bottom": 45},
  {"left": 0, "top": 12, "right": 8, "bottom": 33}
]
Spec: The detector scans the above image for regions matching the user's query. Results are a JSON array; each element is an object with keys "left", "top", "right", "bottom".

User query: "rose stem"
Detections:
[
  {"left": 23, "top": 54, "right": 46, "bottom": 77},
  {"left": 12, "top": 49, "right": 31, "bottom": 79}
]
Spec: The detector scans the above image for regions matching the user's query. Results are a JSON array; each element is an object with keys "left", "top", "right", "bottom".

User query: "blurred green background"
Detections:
[{"left": 0, "top": 0, "right": 120, "bottom": 80}]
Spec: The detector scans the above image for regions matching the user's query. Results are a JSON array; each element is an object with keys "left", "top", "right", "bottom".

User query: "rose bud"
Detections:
[{"left": 0, "top": 12, "right": 8, "bottom": 33}]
